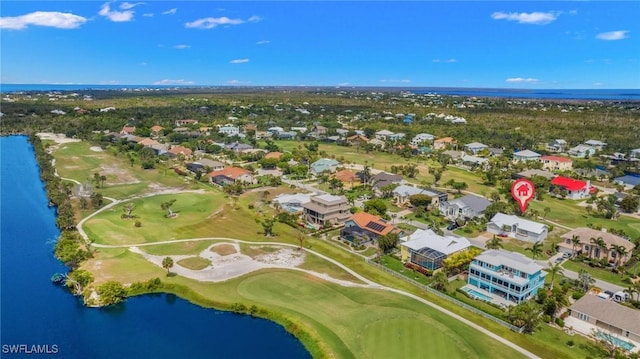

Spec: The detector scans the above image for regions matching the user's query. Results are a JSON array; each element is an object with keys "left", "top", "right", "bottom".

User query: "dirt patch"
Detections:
[
  {"left": 255, "top": 249, "right": 305, "bottom": 266},
  {"left": 210, "top": 244, "right": 237, "bottom": 256},
  {"left": 243, "top": 245, "right": 279, "bottom": 258},
  {"left": 100, "top": 163, "right": 140, "bottom": 185},
  {"left": 90, "top": 146, "right": 104, "bottom": 152}
]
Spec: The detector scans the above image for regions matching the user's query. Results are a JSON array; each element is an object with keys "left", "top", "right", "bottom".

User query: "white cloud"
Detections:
[
  {"left": 185, "top": 15, "right": 260, "bottom": 29},
  {"left": 596, "top": 30, "right": 628, "bottom": 41},
  {"left": 432, "top": 59, "right": 457, "bottom": 63},
  {"left": 173, "top": 44, "right": 191, "bottom": 49},
  {"left": 120, "top": 2, "right": 144, "bottom": 10},
  {"left": 505, "top": 77, "right": 540, "bottom": 83},
  {"left": 230, "top": 58, "right": 249, "bottom": 64},
  {"left": 226, "top": 80, "right": 251, "bottom": 85},
  {"left": 491, "top": 11, "right": 558, "bottom": 25},
  {"left": 162, "top": 8, "right": 177, "bottom": 15},
  {"left": 0, "top": 11, "right": 88, "bottom": 30},
  {"left": 337, "top": 82, "right": 351, "bottom": 87},
  {"left": 593, "top": 82, "right": 604, "bottom": 86},
  {"left": 256, "top": 40, "right": 270, "bottom": 45},
  {"left": 142, "top": 13, "right": 153, "bottom": 17},
  {"left": 153, "top": 79, "right": 195, "bottom": 85},
  {"left": 380, "top": 79, "right": 411, "bottom": 83},
  {"left": 99, "top": 2, "right": 134, "bottom": 22}
]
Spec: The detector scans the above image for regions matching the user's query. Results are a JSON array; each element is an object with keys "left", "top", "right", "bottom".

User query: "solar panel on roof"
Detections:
[{"left": 365, "top": 221, "right": 386, "bottom": 232}]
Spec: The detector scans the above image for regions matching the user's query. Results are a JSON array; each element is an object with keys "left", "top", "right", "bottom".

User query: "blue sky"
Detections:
[{"left": 1, "top": 1, "right": 639, "bottom": 89}]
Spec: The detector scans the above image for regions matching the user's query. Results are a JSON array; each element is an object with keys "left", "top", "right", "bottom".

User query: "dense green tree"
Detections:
[
  {"left": 161, "top": 199, "right": 177, "bottom": 217},
  {"left": 66, "top": 269, "right": 94, "bottom": 295},
  {"left": 620, "top": 195, "right": 639, "bottom": 213},
  {"left": 507, "top": 301, "right": 541, "bottom": 334},
  {"left": 408, "top": 194, "right": 432, "bottom": 208},
  {"left": 378, "top": 232, "right": 400, "bottom": 254},
  {"left": 363, "top": 199, "right": 387, "bottom": 216},
  {"left": 96, "top": 281, "right": 128, "bottom": 306},
  {"left": 431, "top": 271, "right": 448, "bottom": 292}
]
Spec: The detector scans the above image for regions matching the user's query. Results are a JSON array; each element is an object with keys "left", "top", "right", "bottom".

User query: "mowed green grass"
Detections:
[
  {"left": 235, "top": 272, "right": 522, "bottom": 359},
  {"left": 529, "top": 197, "right": 640, "bottom": 239},
  {"left": 177, "top": 256, "right": 211, "bottom": 270},
  {"left": 84, "top": 193, "right": 226, "bottom": 245}
]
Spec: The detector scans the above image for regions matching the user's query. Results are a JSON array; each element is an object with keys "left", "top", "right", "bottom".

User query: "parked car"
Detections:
[
  {"left": 562, "top": 252, "right": 571, "bottom": 259},
  {"left": 447, "top": 222, "right": 459, "bottom": 230}
]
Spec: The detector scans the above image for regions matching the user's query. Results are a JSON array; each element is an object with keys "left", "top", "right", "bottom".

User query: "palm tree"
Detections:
[
  {"left": 526, "top": 242, "right": 544, "bottom": 260},
  {"left": 595, "top": 238, "right": 607, "bottom": 261},
  {"left": 570, "top": 235, "right": 581, "bottom": 257},
  {"left": 611, "top": 245, "right": 628, "bottom": 269},
  {"left": 162, "top": 257, "right": 174, "bottom": 274},
  {"left": 589, "top": 237, "right": 601, "bottom": 259},
  {"left": 486, "top": 235, "right": 504, "bottom": 250},
  {"left": 623, "top": 285, "right": 638, "bottom": 302},
  {"left": 431, "top": 271, "right": 448, "bottom": 292},
  {"left": 578, "top": 269, "right": 595, "bottom": 292},
  {"left": 546, "top": 262, "right": 564, "bottom": 288}
]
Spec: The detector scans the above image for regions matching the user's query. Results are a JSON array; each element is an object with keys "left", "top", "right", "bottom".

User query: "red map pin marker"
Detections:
[{"left": 511, "top": 179, "right": 535, "bottom": 215}]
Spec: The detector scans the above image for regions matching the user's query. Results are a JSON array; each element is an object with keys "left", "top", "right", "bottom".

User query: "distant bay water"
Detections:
[
  {"left": 1, "top": 83, "right": 639, "bottom": 101},
  {"left": 0, "top": 136, "right": 310, "bottom": 359}
]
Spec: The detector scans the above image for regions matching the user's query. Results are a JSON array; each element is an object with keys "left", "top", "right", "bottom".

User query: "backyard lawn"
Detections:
[{"left": 562, "top": 260, "right": 630, "bottom": 287}]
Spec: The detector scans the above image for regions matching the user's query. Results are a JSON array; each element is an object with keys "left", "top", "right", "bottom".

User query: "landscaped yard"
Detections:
[
  {"left": 562, "top": 260, "right": 630, "bottom": 287},
  {"left": 379, "top": 254, "right": 432, "bottom": 286}
]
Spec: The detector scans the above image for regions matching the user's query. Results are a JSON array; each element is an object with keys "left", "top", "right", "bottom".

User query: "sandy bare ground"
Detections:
[
  {"left": 36, "top": 132, "right": 81, "bottom": 144},
  {"left": 129, "top": 242, "right": 364, "bottom": 287}
]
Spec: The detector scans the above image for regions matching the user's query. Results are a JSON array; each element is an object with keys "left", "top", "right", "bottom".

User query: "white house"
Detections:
[
  {"left": 584, "top": 140, "right": 607, "bottom": 150},
  {"left": 411, "top": 133, "right": 435, "bottom": 146},
  {"left": 464, "top": 142, "right": 488, "bottom": 155},
  {"left": 486, "top": 213, "right": 548, "bottom": 243},
  {"left": 400, "top": 229, "right": 471, "bottom": 270},
  {"left": 439, "top": 194, "right": 491, "bottom": 220},
  {"left": 218, "top": 125, "right": 240, "bottom": 137},
  {"left": 375, "top": 130, "right": 395, "bottom": 140},
  {"left": 513, "top": 150, "right": 542, "bottom": 162},
  {"left": 546, "top": 139, "right": 567, "bottom": 153},
  {"left": 630, "top": 148, "right": 640, "bottom": 159},
  {"left": 568, "top": 144, "right": 596, "bottom": 158}
]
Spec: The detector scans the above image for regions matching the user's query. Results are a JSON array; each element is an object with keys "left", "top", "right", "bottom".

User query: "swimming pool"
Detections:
[
  {"left": 596, "top": 332, "right": 636, "bottom": 351},
  {"left": 463, "top": 287, "right": 493, "bottom": 302}
]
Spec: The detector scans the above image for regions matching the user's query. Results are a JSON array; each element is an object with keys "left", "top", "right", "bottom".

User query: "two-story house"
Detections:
[
  {"left": 540, "top": 155, "right": 573, "bottom": 171},
  {"left": 393, "top": 185, "right": 448, "bottom": 208},
  {"left": 513, "top": 150, "right": 541, "bottom": 163},
  {"left": 302, "top": 194, "right": 351, "bottom": 227},
  {"left": 467, "top": 249, "right": 545, "bottom": 304},
  {"left": 558, "top": 227, "right": 636, "bottom": 264}
]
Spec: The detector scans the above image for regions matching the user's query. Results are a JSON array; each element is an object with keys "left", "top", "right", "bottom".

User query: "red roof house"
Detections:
[
  {"left": 207, "top": 167, "right": 255, "bottom": 186},
  {"left": 340, "top": 212, "right": 400, "bottom": 242},
  {"left": 550, "top": 176, "right": 591, "bottom": 199}
]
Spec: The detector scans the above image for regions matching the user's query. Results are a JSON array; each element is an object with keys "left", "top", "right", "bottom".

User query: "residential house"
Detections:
[
  {"left": 196, "top": 159, "right": 225, "bottom": 171},
  {"left": 368, "top": 138, "right": 386, "bottom": 149},
  {"left": 273, "top": 193, "right": 312, "bottom": 213},
  {"left": 290, "top": 126, "right": 307, "bottom": 133},
  {"left": 302, "top": 194, "right": 351, "bottom": 226},
  {"left": 513, "top": 169, "right": 556, "bottom": 180},
  {"left": 613, "top": 175, "right": 640, "bottom": 189},
  {"left": 276, "top": 131, "right": 297, "bottom": 140},
  {"left": 150, "top": 125, "right": 164, "bottom": 137},
  {"left": 461, "top": 155, "right": 490, "bottom": 169},
  {"left": 568, "top": 294, "right": 640, "bottom": 344},
  {"left": 175, "top": 119, "right": 198, "bottom": 127},
  {"left": 486, "top": 213, "right": 548, "bottom": 243},
  {"left": 388, "top": 133, "right": 406, "bottom": 142},
  {"left": 168, "top": 145, "right": 193, "bottom": 158},
  {"left": 550, "top": 176, "right": 592, "bottom": 199},
  {"left": 341, "top": 212, "right": 398, "bottom": 243},
  {"left": 310, "top": 158, "right": 340, "bottom": 175},
  {"left": 375, "top": 130, "right": 395, "bottom": 140},
  {"left": 254, "top": 131, "right": 272, "bottom": 140},
  {"left": 331, "top": 169, "right": 359, "bottom": 188},
  {"left": 489, "top": 148, "right": 504, "bottom": 157},
  {"left": 225, "top": 142, "right": 254, "bottom": 153},
  {"left": 393, "top": 185, "right": 448, "bottom": 208},
  {"left": 464, "top": 142, "right": 488, "bottom": 155},
  {"left": 513, "top": 150, "right": 542, "bottom": 163},
  {"left": 400, "top": 229, "right": 471, "bottom": 270},
  {"left": 218, "top": 125, "right": 240, "bottom": 137},
  {"left": 558, "top": 227, "right": 635, "bottom": 264},
  {"left": 467, "top": 249, "right": 546, "bottom": 304},
  {"left": 433, "top": 137, "right": 456, "bottom": 150},
  {"left": 371, "top": 172, "right": 404, "bottom": 192},
  {"left": 120, "top": 126, "right": 136, "bottom": 135},
  {"left": 439, "top": 194, "right": 491, "bottom": 220},
  {"left": 264, "top": 152, "right": 283, "bottom": 160},
  {"left": 411, "top": 133, "right": 435, "bottom": 146},
  {"left": 630, "top": 148, "right": 640, "bottom": 159},
  {"left": 347, "top": 135, "right": 369, "bottom": 147},
  {"left": 267, "top": 126, "right": 284, "bottom": 134},
  {"left": 308, "top": 125, "right": 328, "bottom": 139},
  {"left": 546, "top": 139, "right": 567, "bottom": 153},
  {"left": 584, "top": 140, "right": 607, "bottom": 151},
  {"left": 208, "top": 167, "right": 255, "bottom": 186},
  {"left": 138, "top": 138, "right": 160, "bottom": 147},
  {"left": 540, "top": 155, "right": 573, "bottom": 171},
  {"left": 568, "top": 144, "right": 596, "bottom": 158}
]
